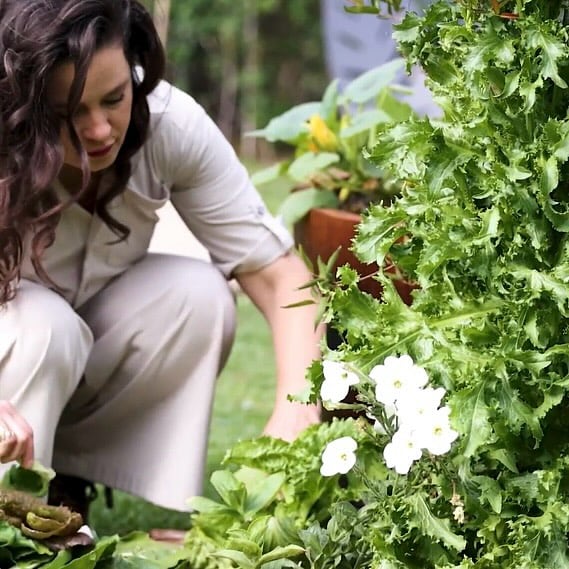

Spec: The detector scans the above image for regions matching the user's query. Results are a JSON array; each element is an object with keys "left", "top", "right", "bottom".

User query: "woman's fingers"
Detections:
[
  {"left": 0, "top": 400, "right": 34, "bottom": 468},
  {"left": 0, "top": 424, "right": 17, "bottom": 460}
]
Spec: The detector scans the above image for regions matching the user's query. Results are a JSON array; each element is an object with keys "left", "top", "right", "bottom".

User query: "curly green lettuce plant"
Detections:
[
  {"left": 184, "top": 0, "right": 569, "bottom": 567},
  {"left": 181, "top": 0, "right": 569, "bottom": 566},
  {"left": 298, "top": 0, "right": 569, "bottom": 567}
]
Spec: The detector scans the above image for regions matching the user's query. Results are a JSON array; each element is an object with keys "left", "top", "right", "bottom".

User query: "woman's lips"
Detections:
[{"left": 87, "top": 144, "right": 114, "bottom": 158}]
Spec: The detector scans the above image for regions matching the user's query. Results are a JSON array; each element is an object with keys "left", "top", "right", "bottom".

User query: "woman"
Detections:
[{"left": 0, "top": 0, "right": 322, "bottom": 517}]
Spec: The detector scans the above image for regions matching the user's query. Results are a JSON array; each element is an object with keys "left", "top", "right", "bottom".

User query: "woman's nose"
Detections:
[{"left": 80, "top": 110, "right": 112, "bottom": 142}]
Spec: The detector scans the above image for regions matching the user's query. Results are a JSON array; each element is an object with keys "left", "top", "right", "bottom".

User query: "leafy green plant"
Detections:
[
  {"left": 11, "top": 0, "right": 569, "bottom": 566},
  {"left": 294, "top": 0, "right": 569, "bottom": 566},
  {"left": 182, "top": 420, "right": 380, "bottom": 569},
  {"left": 182, "top": 0, "right": 569, "bottom": 567},
  {"left": 0, "top": 464, "right": 193, "bottom": 568},
  {"left": 249, "top": 61, "right": 414, "bottom": 225}
]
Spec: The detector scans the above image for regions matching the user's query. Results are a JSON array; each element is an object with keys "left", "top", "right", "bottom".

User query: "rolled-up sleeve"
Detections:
[{"left": 151, "top": 85, "right": 293, "bottom": 278}]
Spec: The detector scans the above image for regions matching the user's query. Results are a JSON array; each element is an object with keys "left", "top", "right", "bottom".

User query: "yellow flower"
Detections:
[
  {"left": 307, "top": 114, "right": 338, "bottom": 152},
  {"left": 338, "top": 187, "right": 351, "bottom": 202}
]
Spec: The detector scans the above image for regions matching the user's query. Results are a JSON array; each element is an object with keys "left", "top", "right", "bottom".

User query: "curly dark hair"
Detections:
[{"left": 0, "top": 0, "right": 165, "bottom": 305}]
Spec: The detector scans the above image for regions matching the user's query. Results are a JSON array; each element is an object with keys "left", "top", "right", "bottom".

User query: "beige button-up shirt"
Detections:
[{"left": 21, "top": 81, "right": 293, "bottom": 308}]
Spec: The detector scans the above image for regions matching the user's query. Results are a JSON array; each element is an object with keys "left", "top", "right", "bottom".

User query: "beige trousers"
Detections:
[{"left": 0, "top": 254, "right": 236, "bottom": 511}]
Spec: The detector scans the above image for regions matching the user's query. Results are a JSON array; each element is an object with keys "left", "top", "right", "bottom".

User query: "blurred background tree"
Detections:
[{"left": 148, "top": 0, "right": 326, "bottom": 158}]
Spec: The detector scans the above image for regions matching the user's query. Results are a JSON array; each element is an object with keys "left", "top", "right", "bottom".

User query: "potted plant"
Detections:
[{"left": 249, "top": 59, "right": 415, "bottom": 300}]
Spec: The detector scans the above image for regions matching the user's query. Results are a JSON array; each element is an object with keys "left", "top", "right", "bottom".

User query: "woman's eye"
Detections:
[{"left": 105, "top": 94, "right": 125, "bottom": 106}]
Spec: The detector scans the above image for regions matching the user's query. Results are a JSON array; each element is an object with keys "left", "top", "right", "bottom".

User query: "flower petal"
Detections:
[{"left": 320, "top": 378, "right": 350, "bottom": 403}]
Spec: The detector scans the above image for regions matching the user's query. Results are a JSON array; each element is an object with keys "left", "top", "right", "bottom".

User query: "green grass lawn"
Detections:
[{"left": 90, "top": 165, "right": 289, "bottom": 535}]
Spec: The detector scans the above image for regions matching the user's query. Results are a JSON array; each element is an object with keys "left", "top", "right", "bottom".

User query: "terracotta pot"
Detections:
[
  {"left": 294, "top": 207, "right": 415, "bottom": 304},
  {"left": 294, "top": 207, "right": 416, "bottom": 423}
]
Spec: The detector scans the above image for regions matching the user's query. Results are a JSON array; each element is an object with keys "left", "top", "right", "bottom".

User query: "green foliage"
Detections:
[
  {"left": 0, "top": 464, "right": 190, "bottom": 568},
  {"left": 0, "top": 529, "right": 118, "bottom": 569},
  {"left": 174, "top": 0, "right": 569, "bottom": 567},
  {"left": 0, "top": 522, "right": 54, "bottom": 567},
  {"left": 14, "top": 1, "right": 569, "bottom": 567},
  {"left": 1, "top": 462, "right": 55, "bottom": 497},
  {"left": 250, "top": 61, "right": 414, "bottom": 225},
  {"left": 182, "top": 420, "right": 383, "bottom": 569},
  {"left": 296, "top": 0, "right": 569, "bottom": 567},
  {"left": 105, "top": 532, "right": 192, "bottom": 568}
]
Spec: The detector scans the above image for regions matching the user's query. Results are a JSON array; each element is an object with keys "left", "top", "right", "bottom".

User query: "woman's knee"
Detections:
[
  {"left": 0, "top": 281, "right": 93, "bottom": 391},
  {"left": 71, "top": 256, "right": 236, "bottom": 410},
  {"left": 161, "top": 258, "right": 237, "bottom": 353},
  {"left": 186, "top": 261, "right": 237, "bottom": 365},
  {"left": 79, "top": 254, "right": 236, "bottom": 361}
]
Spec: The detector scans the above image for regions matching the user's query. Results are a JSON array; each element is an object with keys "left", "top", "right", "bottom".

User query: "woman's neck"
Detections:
[{"left": 58, "top": 165, "right": 105, "bottom": 214}]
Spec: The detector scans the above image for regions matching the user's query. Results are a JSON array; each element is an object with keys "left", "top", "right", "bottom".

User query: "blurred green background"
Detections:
[{"left": 163, "top": 1, "right": 326, "bottom": 149}]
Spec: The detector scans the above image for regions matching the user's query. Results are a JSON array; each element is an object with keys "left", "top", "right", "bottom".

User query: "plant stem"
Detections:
[{"left": 367, "top": 301, "right": 503, "bottom": 367}]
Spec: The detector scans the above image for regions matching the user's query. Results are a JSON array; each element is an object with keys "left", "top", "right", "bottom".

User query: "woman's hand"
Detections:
[
  {"left": 0, "top": 400, "right": 34, "bottom": 468},
  {"left": 263, "top": 401, "right": 321, "bottom": 442}
]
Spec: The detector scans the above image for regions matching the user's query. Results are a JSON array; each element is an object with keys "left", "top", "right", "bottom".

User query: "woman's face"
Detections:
[{"left": 47, "top": 44, "right": 133, "bottom": 175}]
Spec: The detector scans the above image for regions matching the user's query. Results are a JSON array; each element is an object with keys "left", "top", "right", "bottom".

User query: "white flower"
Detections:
[
  {"left": 320, "top": 360, "right": 359, "bottom": 404},
  {"left": 370, "top": 355, "right": 428, "bottom": 406},
  {"left": 453, "top": 505, "right": 465, "bottom": 524},
  {"left": 395, "top": 386, "right": 446, "bottom": 428},
  {"left": 414, "top": 407, "right": 459, "bottom": 456},
  {"left": 320, "top": 436, "right": 358, "bottom": 476},
  {"left": 383, "top": 428, "right": 423, "bottom": 475}
]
